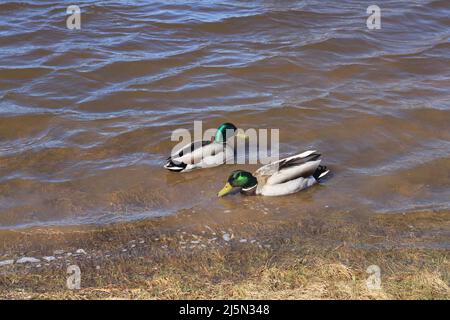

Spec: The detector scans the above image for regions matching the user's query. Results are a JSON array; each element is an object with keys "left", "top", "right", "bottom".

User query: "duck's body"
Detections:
[
  {"left": 164, "top": 123, "right": 238, "bottom": 173},
  {"left": 218, "top": 150, "right": 330, "bottom": 197},
  {"left": 164, "top": 139, "right": 234, "bottom": 172}
]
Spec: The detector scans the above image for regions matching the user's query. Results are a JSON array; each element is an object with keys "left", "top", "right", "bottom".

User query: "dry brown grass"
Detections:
[
  {"left": 0, "top": 210, "right": 449, "bottom": 300},
  {"left": 0, "top": 254, "right": 448, "bottom": 300}
]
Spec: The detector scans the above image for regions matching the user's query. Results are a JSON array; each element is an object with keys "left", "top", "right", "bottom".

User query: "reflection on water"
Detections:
[{"left": 0, "top": 0, "right": 449, "bottom": 229}]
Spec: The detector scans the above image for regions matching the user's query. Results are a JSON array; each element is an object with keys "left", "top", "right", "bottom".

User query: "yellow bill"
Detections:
[{"left": 217, "top": 182, "right": 233, "bottom": 197}]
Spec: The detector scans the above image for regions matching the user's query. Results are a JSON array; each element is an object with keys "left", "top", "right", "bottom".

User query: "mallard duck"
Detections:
[
  {"left": 217, "top": 150, "right": 330, "bottom": 197},
  {"left": 164, "top": 123, "right": 243, "bottom": 172}
]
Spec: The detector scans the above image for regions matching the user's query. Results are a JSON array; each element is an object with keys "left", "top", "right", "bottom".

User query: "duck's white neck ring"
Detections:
[{"left": 242, "top": 184, "right": 257, "bottom": 192}]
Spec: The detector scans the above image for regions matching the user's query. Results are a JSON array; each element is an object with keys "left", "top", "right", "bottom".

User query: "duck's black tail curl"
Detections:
[
  {"left": 164, "top": 159, "right": 187, "bottom": 172},
  {"left": 313, "top": 165, "right": 330, "bottom": 181}
]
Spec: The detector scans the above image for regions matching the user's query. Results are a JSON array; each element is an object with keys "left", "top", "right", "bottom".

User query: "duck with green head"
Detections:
[
  {"left": 218, "top": 150, "right": 330, "bottom": 197},
  {"left": 164, "top": 122, "right": 245, "bottom": 172}
]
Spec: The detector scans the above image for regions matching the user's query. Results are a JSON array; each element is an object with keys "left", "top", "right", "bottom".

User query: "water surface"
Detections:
[{"left": 0, "top": 0, "right": 449, "bottom": 229}]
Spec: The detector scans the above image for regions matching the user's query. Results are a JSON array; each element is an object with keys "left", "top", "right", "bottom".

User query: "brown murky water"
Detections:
[{"left": 0, "top": 1, "right": 449, "bottom": 230}]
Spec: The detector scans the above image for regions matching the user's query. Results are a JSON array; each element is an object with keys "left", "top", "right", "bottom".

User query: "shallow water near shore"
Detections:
[{"left": 0, "top": 0, "right": 449, "bottom": 242}]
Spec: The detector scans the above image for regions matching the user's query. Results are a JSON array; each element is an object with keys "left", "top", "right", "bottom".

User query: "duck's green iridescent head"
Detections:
[
  {"left": 214, "top": 123, "right": 237, "bottom": 143},
  {"left": 217, "top": 170, "right": 257, "bottom": 197}
]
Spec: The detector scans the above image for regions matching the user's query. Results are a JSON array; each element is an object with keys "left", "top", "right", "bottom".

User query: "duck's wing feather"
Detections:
[
  {"left": 191, "top": 144, "right": 234, "bottom": 169},
  {"left": 170, "top": 141, "right": 224, "bottom": 165},
  {"left": 266, "top": 160, "right": 321, "bottom": 185},
  {"left": 169, "top": 140, "right": 211, "bottom": 160},
  {"left": 255, "top": 150, "right": 322, "bottom": 185},
  {"left": 255, "top": 150, "right": 320, "bottom": 176}
]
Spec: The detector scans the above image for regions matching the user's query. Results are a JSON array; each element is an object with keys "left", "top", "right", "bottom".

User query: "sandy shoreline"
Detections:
[{"left": 0, "top": 209, "right": 449, "bottom": 299}]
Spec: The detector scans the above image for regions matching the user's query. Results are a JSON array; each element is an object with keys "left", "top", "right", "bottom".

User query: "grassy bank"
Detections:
[{"left": 0, "top": 210, "right": 449, "bottom": 299}]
